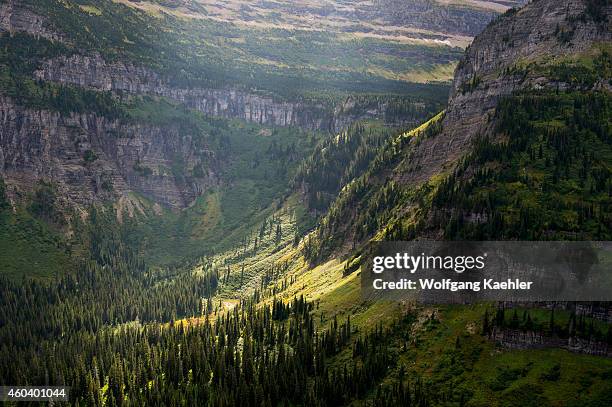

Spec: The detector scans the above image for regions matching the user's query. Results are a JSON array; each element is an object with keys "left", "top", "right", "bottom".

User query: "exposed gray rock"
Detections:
[
  {"left": 0, "top": 97, "right": 217, "bottom": 209},
  {"left": 395, "top": 0, "right": 611, "bottom": 186},
  {"left": 0, "top": 0, "right": 64, "bottom": 41},
  {"left": 33, "top": 53, "right": 422, "bottom": 133},
  {"left": 491, "top": 328, "right": 611, "bottom": 357}
]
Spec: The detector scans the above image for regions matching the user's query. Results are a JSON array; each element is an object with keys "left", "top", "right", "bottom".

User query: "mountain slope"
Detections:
[
  {"left": 306, "top": 0, "right": 612, "bottom": 262},
  {"left": 0, "top": 0, "right": 465, "bottom": 276},
  {"left": 0, "top": 0, "right": 528, "bottom": 217},
  {"left": 1, "top": 1, "right": 611, "bottom": 406},
  {"left": 0, "top": 0, "right": 457, "bottom": 215}
]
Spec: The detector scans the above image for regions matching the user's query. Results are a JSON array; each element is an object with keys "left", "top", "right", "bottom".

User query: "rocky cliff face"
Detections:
[
  {"left": 396, "top": 0, "right": 611, "bottom": 186},
  {"left": 309, "top": 0, "right": 611, "bottom": 262},
  {"left": 34, "top": 54, "right": 314, "bottom": 128},
  {"left": 0, "top": 0, "right": 541, "bottom": 216},
  {"left": 33, "top": 53, "right": 415, "bottom": 133},
  {"left": 491, "top": 328, "right": 612, "bottom": 357},
  {"left": 1, "top": 0, "right": 422, "bottom": 135},
  {"left": 0, "top": 0, "right": 430, "bottom": 215},
  {"left": 0, "top": 0, "right": 64, "bottom": 41},
  {"left": 0, "top": 97, "right": 216, "bottom": 209}
]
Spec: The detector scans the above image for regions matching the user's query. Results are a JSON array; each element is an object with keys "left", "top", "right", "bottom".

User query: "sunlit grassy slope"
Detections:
[
  {"left": 206, "top": 234, "right": 612, "bottom": 405},
  {"left": 190, "top": 164, "right": 612, "bottom": 405},
  {"left": 182, "top": 210, "right": 609, "bottom": 404}
]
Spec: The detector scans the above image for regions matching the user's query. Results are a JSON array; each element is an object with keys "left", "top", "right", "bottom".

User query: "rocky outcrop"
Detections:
[
  {"left": 395, "top": 0, "right": 611, "bottom": 186},
  {"left": 0, "top": 97, "right": 217, "bottom": 209},
  {"left": 0, "top": 0, "right": 64, "bottom": 42},
  {"left": 491, "top": 329, "right": 612, "bottom": 357},
  {"left": 33, "top": 53, "right": 327, "bottom": 130},
  {"left": 33, "top": 53, "right": 421, "bottom": 133}
]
